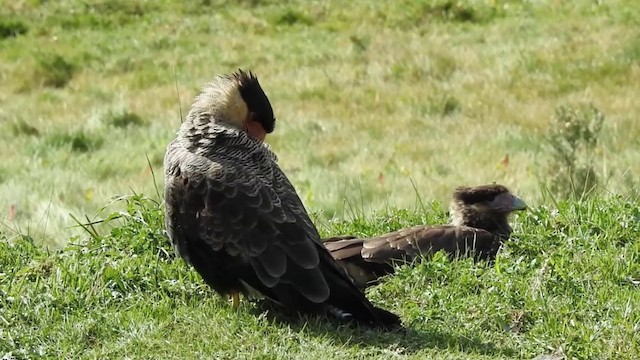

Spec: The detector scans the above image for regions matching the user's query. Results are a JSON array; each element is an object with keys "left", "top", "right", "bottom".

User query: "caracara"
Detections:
[
  {"left": 323, "top": 184, "right": 527, "bottom": 290},
  {"left": 163, "top": 70, "right": 400, "bottom": 329}
]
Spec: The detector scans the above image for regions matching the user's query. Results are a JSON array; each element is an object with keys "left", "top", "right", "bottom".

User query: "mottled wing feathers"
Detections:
[
  {"left": 165, "top": 135, "right": 400, "bottom": 328},
  {"left": 165, "top": 147, "right": 330, "bottom": 303}
]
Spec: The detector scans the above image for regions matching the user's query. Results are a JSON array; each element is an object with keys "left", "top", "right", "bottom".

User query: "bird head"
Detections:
[
  {"left": 185, "top": 69, "right": 275, "bottom": 142},
  {"left": 449, "top": 184, "right": 527, "bottom": 230}
]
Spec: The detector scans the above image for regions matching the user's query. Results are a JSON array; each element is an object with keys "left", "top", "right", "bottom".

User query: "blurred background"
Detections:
[{"left": 1, "top": 0, "right": 639, "bottom": 246}]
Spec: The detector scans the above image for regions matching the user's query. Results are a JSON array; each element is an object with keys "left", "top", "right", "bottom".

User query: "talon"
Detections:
[{"left": 231, "top": 291, "right": 240, "bottom": 309}]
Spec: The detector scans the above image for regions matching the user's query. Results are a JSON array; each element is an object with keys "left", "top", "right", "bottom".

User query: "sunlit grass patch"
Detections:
[{"left": 1, "top": 193, "right": 639, "bottom": 358}]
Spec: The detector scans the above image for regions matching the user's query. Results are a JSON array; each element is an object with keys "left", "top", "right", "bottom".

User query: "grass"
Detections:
[
  {"left": 102, "top": 110, "right": 146, "bottom": 128},
  {"left": 29, "top": 54, "right": 76, "bottom": 89},
  {"left": 1, "top": 193, "right": 639, "bottom": 359},
  {"left": 0, "top": 19, "right": 27, "bottom": 39},
  {"left": 1, "top": 0, "right": 640, "bottom": 244}
]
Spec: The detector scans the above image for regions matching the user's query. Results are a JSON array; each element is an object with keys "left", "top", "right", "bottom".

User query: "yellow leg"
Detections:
[{"left": 231, "top": 291, "right": 240, "bottom": 309}]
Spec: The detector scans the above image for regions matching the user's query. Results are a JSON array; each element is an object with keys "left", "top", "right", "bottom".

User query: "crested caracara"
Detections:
[
  {"left": 323, "top": 184, "right": 527, "bottom": 290},
  {"left": 163, "top": 70, "right": 400, "bottom": 329}
]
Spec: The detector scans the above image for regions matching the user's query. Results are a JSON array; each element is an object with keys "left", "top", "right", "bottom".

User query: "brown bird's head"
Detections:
[
  {"left": 184, "top": 69, "right": 275, "bottom": 142},
  {"left": 449, "top": 184, "right": 527, "bottom": 233}
]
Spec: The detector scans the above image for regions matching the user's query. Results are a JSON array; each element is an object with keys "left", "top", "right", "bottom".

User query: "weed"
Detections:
[
  {"left": 440, "top": 95, "right": 461, "bottom": 116},
  {"left": 103, "top": 110, "right": 146, "bottom": 128},
  {"left": 541, "top": 104, "right": 605, "bottom": 199},
  {"left": 271, "top": 8, "right": 314, "bottom": 26},
  {"left": 32, "top": 54, "right": 76, "bottom": 88},
  {"left": 0, "top": 19, "right": 28, "bottom": 39},
  {"left": 419, "top": 94, "right": 461, "bottom": 117},
  {"left": 400, "top": 0, "right": 500, "bottom": 27},
  {"left": 349, "top": 35, "right": 371, "bottom": 55},
  {"left": 9, "top": 119, "right": 40, "bottom": 136},
  {"left": 44, "top": 130, "right": 103, "bottom": 153},
  {"left": 427, "top": 1, "right": 479, "bottom": 23}
]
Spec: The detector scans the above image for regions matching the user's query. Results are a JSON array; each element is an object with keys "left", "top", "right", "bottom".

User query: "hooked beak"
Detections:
[
  {"left": 510, "top": 195, "right": 528, "bottom": 211},
  {"left": 488, "top": 193, "right": 528, "bottom": 213}
]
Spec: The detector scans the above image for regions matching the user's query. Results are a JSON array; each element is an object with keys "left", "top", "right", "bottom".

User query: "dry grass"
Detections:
[{"left": 1, "top": 0, "right": 639, "bottom": 245}]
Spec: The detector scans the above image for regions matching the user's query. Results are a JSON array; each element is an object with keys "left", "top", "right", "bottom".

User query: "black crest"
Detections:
[
  {"left": 453, "top": 184, "right": 510, "bottom": 204},
  {"left": 233, "top": 69, "right": 276, "bottom": 133}
]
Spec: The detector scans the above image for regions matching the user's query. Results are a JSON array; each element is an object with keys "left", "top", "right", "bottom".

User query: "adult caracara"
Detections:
[
  {"left": 163, "top": 70, "right": 400, "bottom": 329},
  {"left": 323, "top": 184, "right": 527, "bottom": 290}
]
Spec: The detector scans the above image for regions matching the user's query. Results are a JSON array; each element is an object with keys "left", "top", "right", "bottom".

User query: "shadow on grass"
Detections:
[{"left": 248, "top": 300, "right": 516, "bottom": 357}]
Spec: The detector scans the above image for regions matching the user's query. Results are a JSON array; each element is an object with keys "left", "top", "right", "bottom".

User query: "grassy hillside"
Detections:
[
  {"left": 1, "top": 0, "right": 640, "bottom": 244},
  {"left": 1, "top": 194, "right": 639, "bottom": 359}
]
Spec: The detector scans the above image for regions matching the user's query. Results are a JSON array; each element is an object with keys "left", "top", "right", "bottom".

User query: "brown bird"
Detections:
[
  {"left": 323, "top": 184, "right": 527, "bottom": 290},
  {"left": 163, "top": 70, "right": 400, "bottom": 329}
]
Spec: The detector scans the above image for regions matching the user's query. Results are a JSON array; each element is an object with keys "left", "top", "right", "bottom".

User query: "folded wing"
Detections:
[{"left": 323, "top": 225, "right": 497, "bottom": 290}]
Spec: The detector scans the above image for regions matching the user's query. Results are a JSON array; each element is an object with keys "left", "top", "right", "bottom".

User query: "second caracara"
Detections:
[
  {"left": 163, "top": 70, "right": 400, "bottom": 329},
  {"left": 323, "top": 184, "right": 527, "bottom": 290}
]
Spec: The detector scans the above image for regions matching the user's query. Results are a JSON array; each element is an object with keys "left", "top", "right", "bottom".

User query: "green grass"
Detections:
[
  {"left": 2, "top": 0, "right": 640, "bottom": 244},
  {"left": 1, "top": 193, "right": 639, "bottom": 359},
  {"left": 0, "top": 19, "right": 27, "bottom": 39}
]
